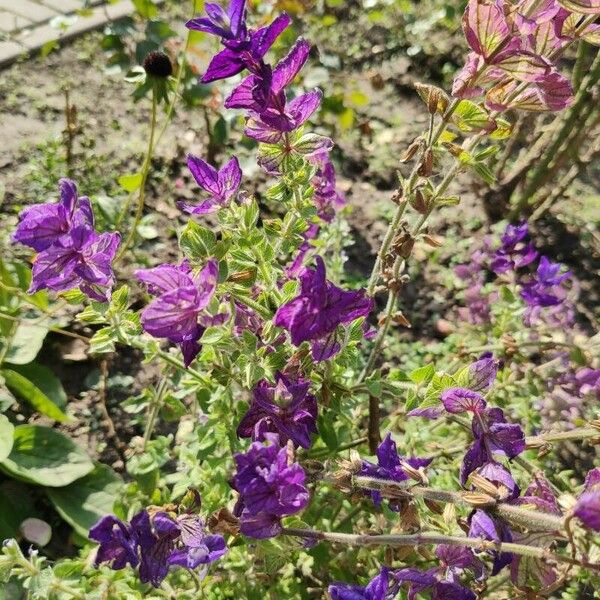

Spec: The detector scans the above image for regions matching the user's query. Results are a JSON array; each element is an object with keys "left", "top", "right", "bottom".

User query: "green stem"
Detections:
[
  {"left": 115, "top": 87, "right": 158, "bottom": 261},
  {"left": 143, "top": 375, "right": 169, "bottom": 450}
]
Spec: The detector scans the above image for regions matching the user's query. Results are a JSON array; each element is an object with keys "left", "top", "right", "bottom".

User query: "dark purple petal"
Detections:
[
  {"left": 467, "top": 355, "right": 497, "bottom": 391},
  {"left": 187, "top": 154, "right": 221, "bottom": 195},
  {"left": 574, "top": 491, "right": 600, "bottom": 532},
  {"left": 249, "top": 13, "right": 291, "bottom": 59},
  {"left": 202, "top": 48, "right": 246, "bottom": 83},
  {"left": 89, "top": 515, "right": 139, "bottom": 570},
  {"left": 441, "top": 388, "right": 487, "bottom": 414},
  {"left": 271, "top": 38, "right": 311, "bottom": 94},
  {"left": 476, "top": 462, "right": 520, "bottom": 500}
]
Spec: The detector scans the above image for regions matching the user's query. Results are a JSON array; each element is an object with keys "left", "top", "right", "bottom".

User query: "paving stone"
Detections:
[
  {"left": 0, "top": 40, "right": 24, "bottom": 64},
  {"left": 39, "top": 0, "right": 84, "bottom": 12},
  {"left": 0, "top": 11, "right": 32, "bottom": 32},
  {"left": 0, "top": 0, "right": 59, "bottom": 25},
  {"left": 0, "top": 0, "right": 164, "bottom": 68}
]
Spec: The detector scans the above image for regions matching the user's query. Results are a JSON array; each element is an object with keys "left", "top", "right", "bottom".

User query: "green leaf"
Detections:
[
  {"left": 0, "top": 414, "right": 14, "bottom": 462},
  {"left": 0, "top": 481, "right": 36, "bottom": 540},
  {"left": 179, "top": 220, "right": 216, "bottom": 259},
  {"left": 89, "top": 327, "right": 117, "bottom": 354},
  {"left": 117, "top": 172, "right": 143, "bottom": 193},
  {"left": 452, "top": 100, "right": 494, "bottom": 133},
  {"left": 5, "top": 363, "right": 66, "bottom": 410},
  {"left": 200, "top": 327, "right": 224, "bottom": 345},
  {"left": 0, "top": 425, "right": 94, "bottom": 487},
  {"left": 3, "top": 321, "right": 49, "bottom": 365},
  {"left": 409, "top": 364, "right": 435, "bottom": 385},
  {"left": 47, "top": 464, "right": 123, "bottom": 537},
  {"left": 2, "top": 368, "right": 69, "bottom": 422}
]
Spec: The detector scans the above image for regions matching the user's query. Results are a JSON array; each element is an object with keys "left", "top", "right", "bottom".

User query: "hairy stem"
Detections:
[
  {"left": 116, "top": 87, "right": 158, "bottom": 261},
  {"left": 280, "top": 528, "right": 594, "bottom": 569}
]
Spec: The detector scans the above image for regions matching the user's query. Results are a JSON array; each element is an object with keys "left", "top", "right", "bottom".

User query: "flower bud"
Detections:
[{"left": 143, "top": 51, "right": 173, "bottom": 78}]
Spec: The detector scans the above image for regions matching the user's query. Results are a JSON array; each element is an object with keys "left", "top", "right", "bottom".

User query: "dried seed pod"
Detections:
[
  {"left": 401, "top": 137, "right": 424, "bottom": 163},
  {"left": 207, "top": 508, "right": 240, "bottom": 536},
  {"left": 423, "top": 234, "right": 443, "bottom": 248},
  {"left": 392, "top": 312, "right": 412, "bottom": 328},
  {"left": 415, "top": 82, "right": 450, "bottom": 114},
  {"left": 417, "top": 149, "right": 434, "bottom": 177},
  {"left": 461, "top": 491, "right": 496, "bottom": 507},
  {"left": 410, "top": 189, "right": 429, "bottom": 214}
]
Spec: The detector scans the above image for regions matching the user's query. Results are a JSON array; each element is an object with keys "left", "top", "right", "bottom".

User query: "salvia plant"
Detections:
[{"left": 1, "top": 0, "right": 599, "bottom": 599}]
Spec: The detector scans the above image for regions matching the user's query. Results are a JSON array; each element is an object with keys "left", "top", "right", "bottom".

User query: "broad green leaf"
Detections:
[
  {"left": 117, "top": 172, "right": 143, "bottom": 193},
  {"left": 2, "top": 369, "right": 69, "bottom": 422},
  {"left": 0, "top": 481, "right": 36, "bottom": 540},
  {"left": 0, "top": 425, "right": 94, "bottom": 487},
  {"left": 5, "top": 363, "right": 67, "bottom": 410},
  {"left": 409, "top": 364, "right": 435, "bottom": 385},
  {"left": 0, "top": 369, "right": 69, "bottom": 423},
  {"left": 3, "top": 321, "right": 49, "bottom": 365},
  {"left": 179, "top": 220, "right": 216, "bottom": 260},
  {"left": 0, "top": 414, "right": 14, "bottom": 462},
  {"left": 47, "top": 464, "right": 123, "bottom": 537}
]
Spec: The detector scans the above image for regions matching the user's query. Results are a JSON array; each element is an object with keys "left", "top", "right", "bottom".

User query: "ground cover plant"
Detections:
[{"left": 0, "top": 0, "right": 599, "bottom": 598}]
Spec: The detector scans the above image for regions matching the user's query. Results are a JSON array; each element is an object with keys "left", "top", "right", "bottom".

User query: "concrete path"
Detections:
[{"left": 0, "top": 0, "right": 150, "bottom": 68}]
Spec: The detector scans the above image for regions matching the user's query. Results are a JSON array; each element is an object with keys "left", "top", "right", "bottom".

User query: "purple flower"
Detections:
[
  {"left": 310, "top": 151, "right": 346, "bottom": 223},
  {"left": 513, "top": 473, "right": 560, "bottom": 515},
  {"left": 329, "top": 568, "right": 396, "bottom": 600},
  {"left": 237, "top": 372, "right": 317, "bottom": 449},
  {"left": 136, "top": 259, "right": 218, "bottom": 366},
  {"left": 574, "top": 467, "right": 600, "bottom": 532},
  {"left": 89, "top": 515, "right": 139, "bottom": 571},
  {"left": 178, "top": 155, "right": 242, "bottom": 214},
  {"left": 29, "top": 226, "right": 120, "bottom": 302},
  {"left": 186, "top": 0, "right": 246, "bottom": 41},
  {"left": 490, "top": 222, "right": 538, "bottom": 274},
  {"left": 395, "top": 545, "right": 482, "bottom": 600},
  {"left": 468, "top": 509, "right": 513, "bottom": 575},
  {"left": 90, "top": 508, "right": 226, "bottom": 587},
  {"left": 461, "top": 408, "right": 525, "bottom": 485},
  {"left": 188, "top": 0, "right": 291, "bottom": 84},
  {"left": 274, "top": 256, "right": 373, "bottom": 361},
  {"left": 359, "top": 433, "right": 432, "bottom": 510},
  {"left": 13, "top": 178, "right": 93, "bottom": 252},
  {"left": 231, "top": 434, "right": 309, "bottom": 539},
  {"left": 226, "top": 38, "right": 310, "bottom": 111},
  {"left": 520, "top": 256, "right": 570, "bottom": 309},
  {"left": 467, "top": 353, "right": 497, "bottom": 392}
]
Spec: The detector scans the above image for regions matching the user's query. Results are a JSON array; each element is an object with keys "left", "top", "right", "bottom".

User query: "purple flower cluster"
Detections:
[
  {"left": 135, "top": 259, "right": 219, "bottom": 366},
  {"left": 455, "top": 222, "right": 573, "bottom": 327},
  {"left": 359, "top": 433, "right": 432, "bottom": 511},
  {"left": 274, "top": 256, "right": 373, "bottom": 361},
  {"left": 12, "top": 179, "right": 120, "bottom": 301},
  {"left": 329, "top": 568, "right": 396, "bottom": 600},
  {"left": 89, "top": 507, "right": 227, "bottom": 587},
  {"left": 187, "top": 1, "right": 332, "bottom": 170},
  {"left": 231, "top": 434, "right": 309, "bottom": 539},
  {"left": 452, "top": 0, "right": 586, "bottom": 112},
  {"left": 330, "top": 548, "right": 483, "bottom": 600},
  {"left": 237, "top": 372, "right": 317, "bottom": 449},
  {"left": 490, "top": 222, "right": 537, "bottom": 274}
]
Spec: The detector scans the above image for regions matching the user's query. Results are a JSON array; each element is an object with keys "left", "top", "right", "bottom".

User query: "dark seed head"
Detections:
[{"left": 143, "top": 51, "right": 173, "bottom": 78}]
